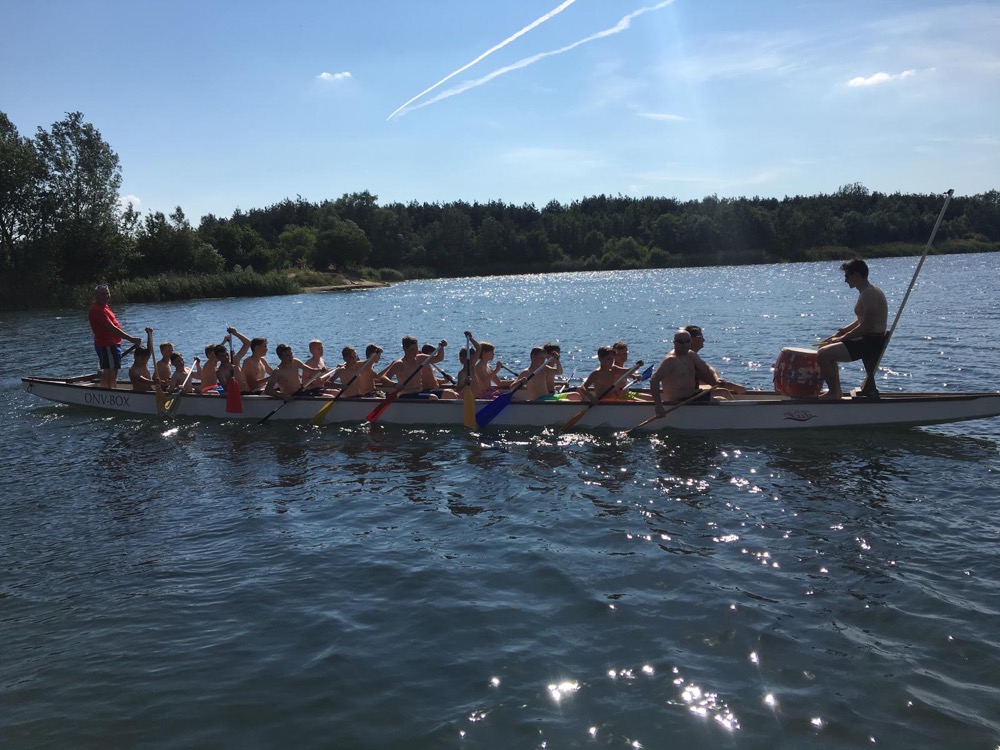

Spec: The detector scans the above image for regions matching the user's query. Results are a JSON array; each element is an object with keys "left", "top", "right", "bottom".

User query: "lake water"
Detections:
[{"left": 3, "top": 255, "right": 999, "bottom": 749}]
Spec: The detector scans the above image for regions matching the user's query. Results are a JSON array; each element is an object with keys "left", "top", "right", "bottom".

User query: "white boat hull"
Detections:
[{"left": 22, "top": 377, "right": 1000, "bottom": 431}]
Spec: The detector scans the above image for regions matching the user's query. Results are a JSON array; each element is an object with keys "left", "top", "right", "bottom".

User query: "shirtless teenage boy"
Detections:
[
  {"left": 816, "top": 259, "right": 889, "bottom": 399},
  {"left": 229, "top": 328, "right": 271, "bottom": 392},
  {"left": 264, "top": 344, "right": 324, "bottom": 401},
  {"left": 579, "top": 346, "right": 624, "bottom": 403},
  {"left": 155, "top": 341, "right": 174, "bottom": 384},
  {"left": 331, "top": 345, "right": 383, "bottom": 398},
  {"left": 129, "top": 327, "right": 159, "bottom": 393},
  {"left": 381, "top": 336, "right": 454, "bottom": 400}
]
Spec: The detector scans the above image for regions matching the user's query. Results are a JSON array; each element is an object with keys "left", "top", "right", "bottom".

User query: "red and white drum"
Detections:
[{"left": 773, "top": 347, "right": 822, "bottom": 398}]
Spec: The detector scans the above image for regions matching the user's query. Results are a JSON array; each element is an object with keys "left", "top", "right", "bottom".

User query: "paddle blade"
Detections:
[
  {"left": 475, "top": 391, "right": 513, "bottom": 427},
  {"left": 310, "top": 398, "right": 335, "bottom": 426},
  {"left": 155, "top": 387, "right": 167, "bottom": 417},
  {"left": 366, "top": 392, "right": 398, "bottom": 423},
  {"left": 559, "top": 405, "right": 590, "bottom": 431},
  {"left": 225, "top": 379, "right": 243, "bottom": 414},
  {"left": 463, "top": 386, "right": 476, "bottom": 429}
]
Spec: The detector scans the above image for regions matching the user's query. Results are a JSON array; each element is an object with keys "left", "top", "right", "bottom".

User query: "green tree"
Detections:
[
  {"left": 276, "top": 225, "right": 317, "bottom": 268},
  {"left": 33, "top": 111, "right": 131, "bottom": 282},
  {"left": 313, "top": 219, "right": 371, "bottom": 270},
  {"left": 0, "top": 112, "right": 40, "bottom": 269}
]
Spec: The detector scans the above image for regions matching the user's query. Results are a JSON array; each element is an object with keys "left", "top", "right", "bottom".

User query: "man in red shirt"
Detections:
[{"left": 89, "top": 284, "right": 142, "bottom": 388}]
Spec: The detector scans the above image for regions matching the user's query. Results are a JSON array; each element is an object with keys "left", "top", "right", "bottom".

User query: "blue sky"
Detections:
[{"left": 3, "top": 1, "right": 998, "bottom": 223}]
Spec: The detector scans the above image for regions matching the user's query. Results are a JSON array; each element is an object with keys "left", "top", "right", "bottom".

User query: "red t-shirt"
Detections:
[{"left": 89, "top": 302, "right": 123, "bottom": 347}]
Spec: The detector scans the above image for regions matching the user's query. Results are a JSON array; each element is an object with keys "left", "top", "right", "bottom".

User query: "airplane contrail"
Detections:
[
  {"left": 387, "top": 0, "right": 580, "bottom": 121},
  {"left": 395, "top": 0, "right": 675, "bottom": 118}
]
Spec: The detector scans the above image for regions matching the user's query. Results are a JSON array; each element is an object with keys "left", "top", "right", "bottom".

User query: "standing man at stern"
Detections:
[
  {"left": 816, "top": 259, "right": 888, "bottom": 400},
  {"left": 89, "top": 284, "right": 142, "bottom": 388}
]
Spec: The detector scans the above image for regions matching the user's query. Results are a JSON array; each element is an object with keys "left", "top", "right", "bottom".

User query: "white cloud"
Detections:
[
  {"left": 846, "top": 69, "right": 916, "bottom": 87},
  {"left": 119, "top": 194, "right": 141, "bottom": 210},
  {"left": 639, "top": 112, "right": 687, "bottom": 122},
  {"left": 317, "top": 71, "right": 352, "bottom": 82}
]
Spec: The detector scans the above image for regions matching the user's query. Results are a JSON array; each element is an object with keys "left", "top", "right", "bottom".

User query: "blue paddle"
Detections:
[{"left": 475, "top": 357, "right": 555, "bottom": 427}]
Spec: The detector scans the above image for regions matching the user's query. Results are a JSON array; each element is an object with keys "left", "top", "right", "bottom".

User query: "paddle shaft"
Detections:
[
  {"left": 862, "top": 189, "right": 953, "bottom": 391},
  {"left": 475, "top": 356, "right": 556, "bottom": 427},
  {"left": 258, "top": 365, "right": 334, "bottom": 424},
  {"left": 561, "top": 361, "right": 644, "bottom": 431},
  {"left": 165, "top": 357, "right": 200, "bottom": 416},
  {"left": 625, "top": 389, "right": 705, "bottom": 435},
  {"left": 310, "top": 355, "right": 378, "bottom": 425},
  {"left": 367, "top": 348, "right": 441, "bottom": 422},
  {"left": 462, "top": 334, "right": 476, "bottom": 429}
]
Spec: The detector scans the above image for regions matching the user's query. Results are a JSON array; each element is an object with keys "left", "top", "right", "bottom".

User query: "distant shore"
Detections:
[{"left": 301, "top": 279, "right": 389, "bottom": 293}]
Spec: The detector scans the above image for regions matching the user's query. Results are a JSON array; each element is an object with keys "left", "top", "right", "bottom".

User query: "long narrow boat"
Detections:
[{"left": 21, "top": 376, "right": 1000, "bottom": 431}]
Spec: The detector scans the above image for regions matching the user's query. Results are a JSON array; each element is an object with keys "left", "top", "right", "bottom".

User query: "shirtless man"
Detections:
[
  {"left": 155, "top": 341, "right": 174, "bottom": 384},
  {"left": 331, "top": 345, "right": 383, "bottom": 397},
  {"left": 685, "top": 325, "right": 747, "bottom": 395},
  {"left": 382, "top": 336, "right": 454, "bottom": 400},
  {"left": 650, "top": 329, "right": 722, "bottom": 416},
  {"left": 265, "top": 344, "right": 325, "bottom": 401},
  {"left": 129, "top": 327, "right": 159, "bottom": 393},
  {"left": 816, "top": 259, "right": 889, "bottom": 399}
]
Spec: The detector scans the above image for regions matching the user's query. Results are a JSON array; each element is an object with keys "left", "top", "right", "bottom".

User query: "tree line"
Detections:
[{"left": 3, "top": 110, "right": 999, "bottom": 310}]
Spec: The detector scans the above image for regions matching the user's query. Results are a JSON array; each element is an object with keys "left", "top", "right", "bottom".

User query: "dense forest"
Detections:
[{"left": 3, "top": 111, "right": 999, "bottom": 311}]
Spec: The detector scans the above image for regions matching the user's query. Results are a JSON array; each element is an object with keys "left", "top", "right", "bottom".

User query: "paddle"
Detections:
[
  {"left": 164, "top": 357, "right": 200, "bottom": 416},
  {"left": 462, "top": 333, "right": 476, "bottom": 429},
  {"left": 859, "top": 188, "right": 953, "bottom": 394},
  {"left": 475, "top": 356, "right": 555, "bottom": 428},
  {"left": 70, "top": 344, "right": 137, "bottom": 383},
  {"left": 258, "top": 367, "right": 333, "bottom": 425},
  {"left": 432, "top": 363, "right": 456, "bottom": 385},
  {"left": 625, "top": 389, "right": 705, "bottom": 435},
  {"left": 366, "top": 341, "right": 445, "bottom": 423},
  {"left": 560, "top": 360, "right": 644, "bottom": 431},
  {"left": 225, "top": 333, "right": 243, "bottom": 414},
  {"left": 310, "top": 354, "right": 379, "bottom": 426}
]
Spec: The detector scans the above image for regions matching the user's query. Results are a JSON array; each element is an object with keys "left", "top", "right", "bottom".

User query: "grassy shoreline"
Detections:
[{"left": 3, "top": 240, "right": 996, "bottom": 313}]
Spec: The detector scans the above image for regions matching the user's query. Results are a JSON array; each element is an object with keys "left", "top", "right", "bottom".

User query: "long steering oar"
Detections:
[
  {"left": 164, "top": 357, "right": 200, "bottom": 417},
  {"left": 70, "top": 344, "right": 138, "bottom": 383},
  {"left": 225, "top": 333, "right": 243, "bottom": 414},
  {"left": 560, "top": 360, "right": 644, "bottom": 432},
  {"left": 475, "top": 356, "right": 555, "bottom": 428},
  {"left": 625, "top": 389, "right": 705, "bottom": 435},
  {"left": 258, "top": 367, "right": 333, "bottom": 425},
  {"left": 311, "top": 354, "right": 378, "bottom": 426},
  {"left": 860, "top": 188, "right": 953, "bottom": 393},
  {"left": 462, "top": 333, "right": 476, "bottom": 429},
  {"left": 367, "top": 343, "right": 444, "bottom": 423}
]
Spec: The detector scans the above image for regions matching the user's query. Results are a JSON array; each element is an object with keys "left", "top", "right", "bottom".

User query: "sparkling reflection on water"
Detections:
[{"left": 2, "top": 257, "right": 1000, "bottom": 749}]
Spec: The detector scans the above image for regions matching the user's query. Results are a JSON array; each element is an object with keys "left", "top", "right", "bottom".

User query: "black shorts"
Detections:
[
  {"left": 95, "top": 344, "right": 122, "bottom": 370},
  {"left": 844, "top": 334, "right": 886, "bottom": 362}
]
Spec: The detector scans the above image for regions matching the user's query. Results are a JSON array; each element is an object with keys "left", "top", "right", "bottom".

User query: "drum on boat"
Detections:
[{"left": 773, "top": 347, "right": 822, "bottom": 398}]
